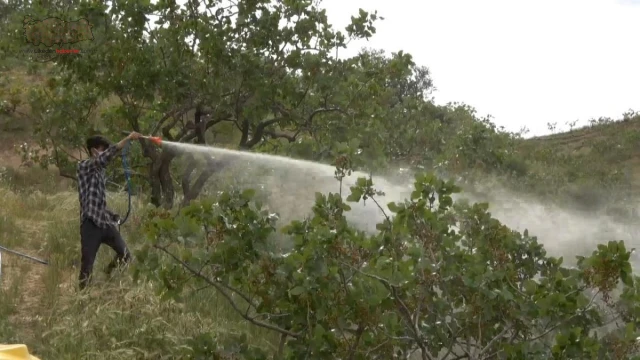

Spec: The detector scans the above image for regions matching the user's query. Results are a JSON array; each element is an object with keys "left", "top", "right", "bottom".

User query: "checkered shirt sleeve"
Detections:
[{"left": 76, "top": 144, "right": 120, "bottom": 229}]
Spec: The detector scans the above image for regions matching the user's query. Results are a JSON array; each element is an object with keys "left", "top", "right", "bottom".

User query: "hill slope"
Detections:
[{"left": 517, "top": 115, "right": 640, "bottom": 197}]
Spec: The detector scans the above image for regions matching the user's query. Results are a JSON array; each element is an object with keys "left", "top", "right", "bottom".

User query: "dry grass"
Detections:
[{"left": 0, "top": 166, "right": 276, "bottom": 359}]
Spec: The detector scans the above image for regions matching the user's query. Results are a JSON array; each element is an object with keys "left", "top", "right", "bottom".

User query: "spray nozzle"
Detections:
[
  {"left": 120, "top": 131, "right": 163, "bottom": 146},
  {"left": 146, "top": 136, "right": 162, "bottom": 146}
]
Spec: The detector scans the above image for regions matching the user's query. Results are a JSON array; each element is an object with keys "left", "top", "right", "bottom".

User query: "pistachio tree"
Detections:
[
  {"left": 134, "top": 168, "right": 640, "bottom": 359},
  {"left": 258, "top": 47, "right": 526, "bottom": 179},
  {"left": 5, "top": 0, "right": 380, "bottom": 207}
]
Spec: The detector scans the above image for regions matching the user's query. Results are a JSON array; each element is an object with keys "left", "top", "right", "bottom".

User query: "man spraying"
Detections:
[{"left": 76, "top": 131, "right": 142, "bottom": 290}]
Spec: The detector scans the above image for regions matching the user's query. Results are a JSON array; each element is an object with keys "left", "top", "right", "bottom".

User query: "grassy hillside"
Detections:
[
  {"left": 508, "top": 114, "right": 640, "bottom": 213},
  {"left": 523, "top": 117, "right": 640, "bottom": 189},
  {"left": 1, "top": 61, "right": 639, "bottom": 358}
]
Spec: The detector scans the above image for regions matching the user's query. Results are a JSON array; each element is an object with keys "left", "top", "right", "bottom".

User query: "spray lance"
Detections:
[
  {"left": 119, "top": 131, "right": 163, "bottom": 146},
  {"left": 0, "top": 245, "right": 46, "bottom": 284}
]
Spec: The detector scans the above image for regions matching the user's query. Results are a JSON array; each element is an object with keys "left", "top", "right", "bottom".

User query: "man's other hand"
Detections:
[
  {"left": 111, "top": 213, "right": 121, "bottom": 224},
  {"left": 128, "top": 131, "right": 142, "bottom": 141}
]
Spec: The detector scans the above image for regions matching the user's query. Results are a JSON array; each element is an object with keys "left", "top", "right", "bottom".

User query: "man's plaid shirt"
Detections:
[{"left": 77, "top": 144, "right": 120, "bottom": 229}]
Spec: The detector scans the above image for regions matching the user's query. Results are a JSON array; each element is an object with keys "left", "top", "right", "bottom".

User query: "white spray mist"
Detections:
[{"left": 162, "top": 141, "right": 640, "bottom": 271}]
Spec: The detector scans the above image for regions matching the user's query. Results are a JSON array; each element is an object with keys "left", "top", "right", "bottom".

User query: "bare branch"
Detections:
[
  {"left": 478, "top": 324, "right": 512, "bottom": 357},
  {"left": 276, "top": 334, "right": 287, "bottom": 359},
  {"left": 264, "top": 130, "right": 297, "bottom": 143},
  {"left": 445, "top": 322, "right": 472, "bottom": 358},
  {"left": 58, "top": 146, "right": 82, "bottom": 162},
  {"left": 162, "top": 108, "right": 193, "bottom": 140},
  {"left": 179, "top": 115, "right": 234, "bottom": 143},
  {"left": 369, "top": 195, "right": 390, "bottom": 225},
  {"left": 439, "top": 321, "right": 466, "bottom": 360},
  {"left": 154, "top": 245, "right": 301, "bottom": 338},
  {"left": 58, "top": 169, "right": 77, "bottom": 181},
  {"left": 347, "top": 325, "right": 365, "bottom": 360},
  {"left": 340, "top": 262, "right": 434, "bottom": 360},
  {"left": 49, "top": 136, "right": 78, "bottom": 181},
  {"left": 255, "top": 106, "right": 348, "bottom": 146},
  {"left": 307, "top": 107, "right": 348, "bottom": 126},
  {"left": 529, "top": 290, "right": 600, "bottom": 342},
  {"left": 365, "top": 339, "right": 390, "bottom": 357},
  {"left": 244, "top": 117, "right": 284, "bottom": 148},
  {"left": 152, "top": 105, "right": 193, "bottom": 136}
]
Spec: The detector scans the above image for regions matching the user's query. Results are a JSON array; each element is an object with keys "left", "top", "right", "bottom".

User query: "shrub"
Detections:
[{"left": 135, "top": 172, "right": 640, "bottom": 359}]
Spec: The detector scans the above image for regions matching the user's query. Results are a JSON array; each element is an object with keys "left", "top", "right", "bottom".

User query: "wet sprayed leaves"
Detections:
[{"left": 135, "top": 172, "right": 640, "bottom": 359}]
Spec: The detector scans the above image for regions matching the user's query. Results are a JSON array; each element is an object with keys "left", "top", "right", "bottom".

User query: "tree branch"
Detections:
[
  {"left": 340, "top": 262, "right": 434, "bottom": 360},
  {"left": 152, "top": 105, "right": 193, "bottom": 136},
  {"left": 181, "top": 153, "right": 197, "bottom": 196},
  {"left": 347, "top": 325, "right": 365, "bottom": 360},
  {"left": 264, "top": 130, "right": 297, "bottom": 143},
  {"left": 306, "top": 107, "right": 348, "bottom": 126},
  {"left": 243, "top": 117, "right": 283, "bottom": 148},
  {"left": 529, "top": 290, "right": 600, "bottom": 342},
  {"left": 179, "top": 115, "right": 234, "bottom": 143},
  {"left": 49, "top": 137, "right": 77, "bottom": 181},
  {"left": 58, "top": 169, "right": 77, "bottom": 181},
  {"left": 154, "top": 245, "right": 301, "bottom": 338},
  {"left": 478, "top": 324, "right": 512, "bottom": 357}
]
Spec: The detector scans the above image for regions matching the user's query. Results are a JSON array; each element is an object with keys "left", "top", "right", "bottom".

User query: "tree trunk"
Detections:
[
  {"left": 180, "top": 153, "right": 222, "bottom": 206},
  {"left": 181, "top": 153, "right": 197, "bottom": 201},
  {"left": 179, "top": 106, "right": 219, "bottom": 206},
  {"left": 182, "top": 157, "right": 217, "bottom": 205},
  {"left": 141, "top": 140, "right": 176, "bottom": 208},
  {"left": 149, "top": 160, "right": 162, "bottom": 207},
  {"left": 159, "top": 151, "right": 175, "bottom": 209},
  {"left": 142, "top": 141, "right": 162, "bottom": 207}
]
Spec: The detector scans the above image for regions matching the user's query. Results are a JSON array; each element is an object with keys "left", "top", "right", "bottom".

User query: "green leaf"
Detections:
[
  {"left": 523, "top": 280, "right": 537, "bottom": 294},
  {"left": 387, "top": 202, "right": 401, "bottom": 213},
  {"left": 180, "top": 248, "right": 192, "bottom": 262},
  {"left": 621, "top": 270, "right": 633, "bottom": 286},
  {"left": 313, "top": 324, "right": 326, "bottom": 341},
  {"left": 501, "top": 288, "right": 515, "bottom": 301},
  {"left": 289, "top": 286, "right": 305, "bottom": 296},
  {"left": 241, "top": 188, "right": 256, "bottom": 200},
  {"left": 346, "top": 188, "right": 363, "bottom": 202},
  {"left": 626, "top": 322, "right": 636, "bottom": 335}
]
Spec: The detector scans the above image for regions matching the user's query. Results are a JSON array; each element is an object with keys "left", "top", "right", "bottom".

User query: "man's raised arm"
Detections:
[{"left": 95, "top": 132, "right": 142, "bottom": 169}]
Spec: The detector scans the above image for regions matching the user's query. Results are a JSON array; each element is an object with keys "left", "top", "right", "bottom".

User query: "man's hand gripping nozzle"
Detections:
[{"left": 120, "top": 131, "right": 163, "bottom": 146}]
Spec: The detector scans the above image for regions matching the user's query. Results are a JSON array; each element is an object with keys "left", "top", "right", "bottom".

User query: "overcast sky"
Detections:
[{"left": 320, "top": 0, "right": 640, "bottom": 137}]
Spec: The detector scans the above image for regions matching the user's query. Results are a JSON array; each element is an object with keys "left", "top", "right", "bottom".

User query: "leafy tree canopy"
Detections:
[{"left": 2, "top": 0, "right": 524, "bottom": 207}]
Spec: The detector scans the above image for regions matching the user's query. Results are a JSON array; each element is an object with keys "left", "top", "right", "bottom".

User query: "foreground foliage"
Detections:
[{"left": 135, "top": 172, "right": 640, "bottom": 359}]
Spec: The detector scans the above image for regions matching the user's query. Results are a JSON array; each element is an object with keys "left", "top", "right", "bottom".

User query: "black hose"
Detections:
[{"left": 119, "top": 140, "right": 132, "bottom": 227}]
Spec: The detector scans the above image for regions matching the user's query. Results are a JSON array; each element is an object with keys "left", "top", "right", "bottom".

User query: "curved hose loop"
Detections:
[{"left": 118, "top": 140, "right": 133, "bottom": 229}]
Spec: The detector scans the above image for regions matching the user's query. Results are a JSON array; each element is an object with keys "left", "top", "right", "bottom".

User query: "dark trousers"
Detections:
[{"left": 79, "top": 219, "right": 131, "bottom": 290}]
